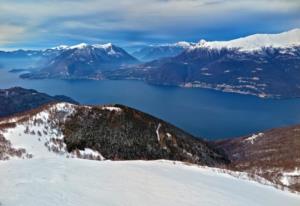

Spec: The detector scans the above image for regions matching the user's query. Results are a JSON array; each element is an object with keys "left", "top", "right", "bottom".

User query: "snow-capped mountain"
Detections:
[
  {"left": 106, "top": 29, "right": 300, "bottom": 98},
  {"left": 52, "top": 42, "right": 127, "bottom": 56},
  {"left": 20, "top": 43, "right": 139, "bottom": 79},
  {"left": 51, "top": 42, "right": 138, "bottom": 62},
  {"left": 192, "top": 28, "right": 300, "bottom": 51},
  {"left": 132, "top": 41, "right": 195, "bottom": 61}
]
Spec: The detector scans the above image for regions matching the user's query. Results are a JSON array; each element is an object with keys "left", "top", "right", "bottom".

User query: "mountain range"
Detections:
[
  {"left": 105, "top": 29, "right": 300, "bottom": 98},
  {"left": 1, "top": 28, "right": 300, "bottom": 98}
]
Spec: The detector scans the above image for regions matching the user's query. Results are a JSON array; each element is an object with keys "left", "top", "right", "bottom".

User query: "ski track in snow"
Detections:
[{"left": 156, "top": 123, "right": 161, "bottom": 142}]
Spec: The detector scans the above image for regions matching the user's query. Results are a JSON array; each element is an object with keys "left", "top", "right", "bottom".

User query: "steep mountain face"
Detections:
[
  {"left": 0, "top": 102, "right": 227, "bottom": 166},
  {"left": 106, "top": 29, "right": 300, "bottom": 98},
  {"left": 132, "top": 42, "right": 194, "bottom": 61},
  {"left": 20, "top": 43, "right": 139, "bottom": 80},
  {"left": 0, "top": 87, "right": 78, "bottom": 118},
  {"left": 213, "top": 125, "right": 300, "bottom": 192}
]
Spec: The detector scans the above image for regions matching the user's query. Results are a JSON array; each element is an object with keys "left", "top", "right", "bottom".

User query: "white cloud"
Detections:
[
  {"left": 0, "top": 0, "right": 299, "bottom": 47},
  {"left": 0, "top": 25, "right": 27, "bottom": 45}
]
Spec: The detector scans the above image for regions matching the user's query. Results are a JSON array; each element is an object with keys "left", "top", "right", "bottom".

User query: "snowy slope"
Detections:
[
  {"left": 0, "top": 103, "right": 74, "bottom": 159},
  {"left": 0, "top": 159, "right": 300, "bottom": 206},
  {"left": 0, "top": 103, "right": 103, "bottom": 160},
  {"left": 193, "top": 28, "right": 300, "bottom": 51}
]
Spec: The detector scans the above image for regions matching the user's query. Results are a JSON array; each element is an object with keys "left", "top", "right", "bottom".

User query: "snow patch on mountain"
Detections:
[
  {"left": 173, "top": 41, "right": 194, "bottom": 48},
  {"left": 244, "top": 133, "right": 264, "bottom": 144},
  {"left": 281, "top": 168, "right": 300, "bottom": 186},
  {"left": 101, "top": 106, "right": 122, "bottom": 112},
  {"left": 51, "top": 45, "right": 69, "bottom": 50},
  {"left": 69, "top": 43, "right": 88, "bottom": 49},
  {"left": 156, "top": 123, "right": 162, "bottom": 142},
  {"left": 93, "top": 43, "right": 113, "bottom": 49},
  {"left": 74, "top": 148, "right": 105, "bottom": 160}
]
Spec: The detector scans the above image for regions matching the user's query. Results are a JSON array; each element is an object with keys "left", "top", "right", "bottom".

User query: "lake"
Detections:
[{"left": 1, "top": 68, "right": 300, "bottom": 140}]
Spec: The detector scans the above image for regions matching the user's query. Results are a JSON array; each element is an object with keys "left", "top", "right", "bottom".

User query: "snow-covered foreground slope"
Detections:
[{"left": 0, "top": 159, "right": 299, "bottom": 206}]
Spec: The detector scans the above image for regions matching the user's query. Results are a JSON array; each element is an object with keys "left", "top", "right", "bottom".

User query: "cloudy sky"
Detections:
[{"left": 0, "top": 0, "right": 299, "bottom": 51}]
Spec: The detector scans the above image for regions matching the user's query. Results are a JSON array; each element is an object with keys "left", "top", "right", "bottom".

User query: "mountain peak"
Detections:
[
  {"left": 198, "top": 39, "right": 207, "bottom": 46},
  {"left": 51, "top": 45, "right": 69, "bottom": 50},
  {"left": 174, "top": 41, "right": 193, "bottom": 48},
  {"left": 69, "top": 43, "right": 89, "bottom": 49},
  {"left": 93, "top": 43, "right": 113, "bottom": 49}
]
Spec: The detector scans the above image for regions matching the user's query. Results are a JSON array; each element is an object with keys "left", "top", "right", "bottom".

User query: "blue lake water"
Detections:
[{"left": 1, "top": 68, "right": 300, "bottom": 140}]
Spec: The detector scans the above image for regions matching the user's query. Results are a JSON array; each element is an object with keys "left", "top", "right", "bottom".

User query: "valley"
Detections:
[
  {"left": 12, "top": 29, "right": 300, "bottom": 99},
  {"left": 2, "top": 69, "right": 300, "bottom": 139}
]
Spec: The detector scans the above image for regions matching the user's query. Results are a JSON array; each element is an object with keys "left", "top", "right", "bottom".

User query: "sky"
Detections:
[{"left": 0, "top": 0, "right": 300, "bottom": 51}]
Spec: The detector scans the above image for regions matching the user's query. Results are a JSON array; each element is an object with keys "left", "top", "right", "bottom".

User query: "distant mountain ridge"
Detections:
[
  {"left": 0, "top": 87, "right": 78, "bottom": 117},
  {"left": 5, "top": 28, "right": 300, "bottom": 98},
  {"left": 132, "top": 41, "right": 195, "bottom": 61},
  {"left": 191, "top": 28, "right": 300, "bottom": 51}
]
